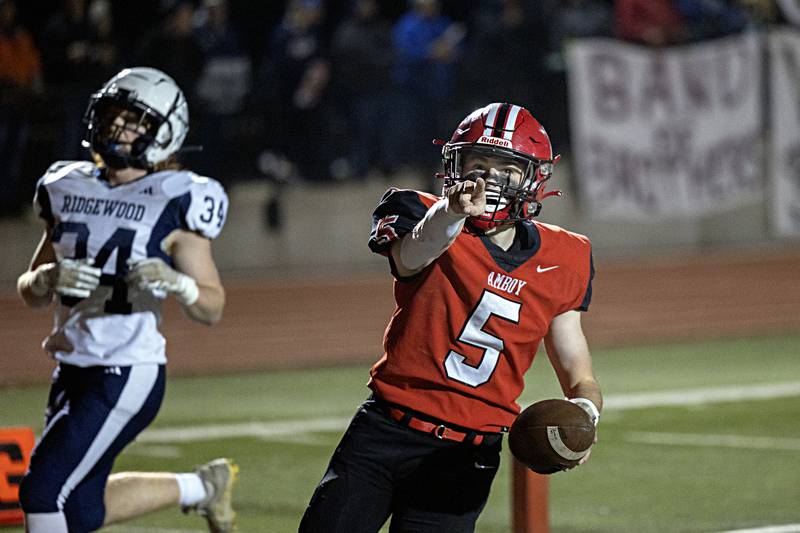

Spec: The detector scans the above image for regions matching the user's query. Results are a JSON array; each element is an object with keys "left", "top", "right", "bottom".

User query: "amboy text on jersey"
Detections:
[
  {"left": 487, "top": 271, "right": 527, "bottom": 296},
  {"left": 60, "top": 194, "right": 147, "bottom": 221}
]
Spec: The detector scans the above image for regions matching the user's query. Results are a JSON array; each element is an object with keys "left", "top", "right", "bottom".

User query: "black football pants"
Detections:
[{"left": 298, "top": 398, "right": 502, "bottom": 533}]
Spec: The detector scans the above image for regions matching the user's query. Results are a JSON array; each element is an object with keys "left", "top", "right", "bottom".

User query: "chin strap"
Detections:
[
  {"left": 541, "top": 190, "right": 562, "bottom": 200},
  {"left": 95, "top": 142, "right": 151, "bottom": 171}
]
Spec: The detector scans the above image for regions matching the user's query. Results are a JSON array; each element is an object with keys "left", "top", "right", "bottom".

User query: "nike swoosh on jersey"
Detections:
[{"left": 536, "top": 265, "right": 560, "bottom": 273}]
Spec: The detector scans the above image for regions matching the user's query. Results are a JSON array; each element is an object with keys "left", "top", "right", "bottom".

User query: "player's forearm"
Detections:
[
  {"left": 17, "top": 266, "right": 55, "bottom": 308},
  {"left": 397, "top": 198, "right": 466, "bottom": 273},
  {"left": 182, "top": 283, "right": 225, "bottom": 325},
  {"left": 567, "top": 379, "right": 603, "bottom": 413}
]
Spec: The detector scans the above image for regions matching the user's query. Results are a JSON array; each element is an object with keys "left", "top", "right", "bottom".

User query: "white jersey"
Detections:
[{"left": 34, "top": 161, "right": 228, "bottom": 367}]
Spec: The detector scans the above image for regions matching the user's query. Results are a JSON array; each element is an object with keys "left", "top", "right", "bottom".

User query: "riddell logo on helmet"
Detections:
[{"left": 477, "top": 136, "right": 511, "bottom": 148}]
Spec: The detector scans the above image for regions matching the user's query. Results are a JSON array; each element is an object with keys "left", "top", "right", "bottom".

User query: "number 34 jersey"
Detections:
[
  {"left": 367, "top": 188, "right": 594, "bottom": 432},
  {"left": 33, "top": 161, "right": 228, "bottom": 367}
]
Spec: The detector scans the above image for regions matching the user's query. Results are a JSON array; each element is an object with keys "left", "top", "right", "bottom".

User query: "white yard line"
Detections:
[
  {"left": 603, "top": 381, "right": 800, "bottom": 410},
  {"left": 124, "top": 444, "right": 184, "bottom": 458},
  {"left": 625, "top": 432, "right": 800, "bottom": 451},
  {"left": 103, "top": 525, "right": 208, "bottom": 533},
  {"left": 138, "top": 417, "right": 351, "bottom": 443},
  {"left": 712, "top": 525, "right": 800, "bottom": 533},
  {"left": 137, "top": 381, "right": 800, "bottom": 444}
]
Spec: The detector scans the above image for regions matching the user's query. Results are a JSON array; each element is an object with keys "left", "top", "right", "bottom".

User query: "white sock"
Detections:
[
  {"left": 26, "top": 512, "right": 69, "bottom": 533},
  {"left": 175, "top": 473, "right": 208, "bottom": 506}
]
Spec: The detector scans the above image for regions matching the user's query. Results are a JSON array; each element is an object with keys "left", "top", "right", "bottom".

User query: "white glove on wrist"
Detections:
[
  {"left": 54, "top": 258, "right": 102, "bottom": 298},
  {"left": 127, "top": 258, "right": 199, "bottom": 306},
  {"left": 568, "top": 397, "right": 600, "bottom": 426}
]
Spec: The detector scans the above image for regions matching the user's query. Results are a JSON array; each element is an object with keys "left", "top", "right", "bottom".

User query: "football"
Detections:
[{"left": 508, "top": 399, "right": 596, "bottom": 474}]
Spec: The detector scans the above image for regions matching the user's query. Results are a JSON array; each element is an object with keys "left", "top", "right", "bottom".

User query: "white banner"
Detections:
[
  {"left": 567, "top": 34, "right": 763, "bottom": 218},
  {"left": 769, "top": 28, "right": 800, "bottom": 237}
]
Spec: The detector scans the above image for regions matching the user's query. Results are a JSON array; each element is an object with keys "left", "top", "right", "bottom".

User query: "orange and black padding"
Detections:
[{"left": 0, "top": 427, "right": 35, "bottom": 526}]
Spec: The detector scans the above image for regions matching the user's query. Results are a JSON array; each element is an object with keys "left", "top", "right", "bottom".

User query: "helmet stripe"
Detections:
[
  {"left": 503, "top": 105, "right": 521, "bottom": 140},
  {"left": 483, "top": 104, "right": 500, "bottom": 137},
  {"left": 493, "top": 103, "right": 510, "bottom": 138}
]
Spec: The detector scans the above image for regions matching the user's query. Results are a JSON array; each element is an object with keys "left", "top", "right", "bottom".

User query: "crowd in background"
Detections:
[{"left": 0, "top": 0, "right": 794, "bottom": 217}]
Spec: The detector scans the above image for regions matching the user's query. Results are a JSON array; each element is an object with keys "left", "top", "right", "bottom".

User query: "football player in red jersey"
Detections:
[{"left": 300, "top": 103, "right": 603, "bottom": 533}]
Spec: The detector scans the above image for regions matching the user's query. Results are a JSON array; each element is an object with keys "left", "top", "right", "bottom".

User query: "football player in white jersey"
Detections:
[{"left": 16, "top": 67, "right": 237, "bottom": 533}]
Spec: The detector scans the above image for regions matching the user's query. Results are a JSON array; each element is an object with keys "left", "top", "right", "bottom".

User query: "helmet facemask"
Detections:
[
  {"left": 85, "top": 96, "right": 167, "bottom": 170},
  {"left": 442, "top": 144, "right": 554, "bottom": 230}
]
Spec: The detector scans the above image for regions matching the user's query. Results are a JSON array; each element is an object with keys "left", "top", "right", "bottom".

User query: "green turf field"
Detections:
[{"left": 2, "top": 333, "right": 799, "bottom": 532}]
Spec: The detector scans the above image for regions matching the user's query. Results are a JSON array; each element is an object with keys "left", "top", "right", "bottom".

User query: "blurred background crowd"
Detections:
[{"left": 0, "top": 0, "right": 795, "bottom": 217}]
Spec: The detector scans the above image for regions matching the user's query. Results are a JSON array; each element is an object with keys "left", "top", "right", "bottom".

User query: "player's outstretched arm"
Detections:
[
  {"left": 128, "top": 230, "right": 225, "bottom": 325},
  {"left": 392, "top": 178, "right": 485, "bottom": 277}
]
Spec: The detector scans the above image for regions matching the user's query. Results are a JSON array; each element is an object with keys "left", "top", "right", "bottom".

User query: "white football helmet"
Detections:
[{"left": 83, "top": 67, "right": 189, "bottom": 169}]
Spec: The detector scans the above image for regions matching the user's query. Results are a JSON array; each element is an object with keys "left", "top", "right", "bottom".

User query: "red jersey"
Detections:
[{"left": 367, "top": 188, "right": 594, "bottom": 432}]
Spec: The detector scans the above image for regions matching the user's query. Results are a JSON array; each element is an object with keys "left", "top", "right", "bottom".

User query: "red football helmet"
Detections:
[{"left": 440, "top": 103, "right": 560, "bottom": 231}]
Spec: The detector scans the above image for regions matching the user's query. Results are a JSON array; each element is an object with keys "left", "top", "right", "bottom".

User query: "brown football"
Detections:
[{"left": 508, "top": 399, "right": 596, "bottom": 474}]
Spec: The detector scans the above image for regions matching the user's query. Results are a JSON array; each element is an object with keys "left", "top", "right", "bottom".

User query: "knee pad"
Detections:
[
  {"left": 63, "top": 505, "right": 104, "bottom": 533},
  {"left": 62, "top": 488, "right": 105, "bottom": 533},
  {"left": 18, "top": 474, "right": 56, "bottom": 513},
  {"left": 19, "top": 474, "right": 105, "bottom": 533}
]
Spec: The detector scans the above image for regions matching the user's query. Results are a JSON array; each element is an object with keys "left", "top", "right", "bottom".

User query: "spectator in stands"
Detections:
[
  {"left": 87, "top": 1, "right": 118, "bottom": 68},
  {"left": 546, "top": 0, "right": 614, "bottom": 70},
  {"left": 256, "top": 0, "right": 331, "bottom": 182},
  {"left": 193, "top": 0, "right": 252, "bottom": 178},
  {"left": 541, "top": 0, "right": 614, "bottom": 152},
  {"left": 729, "top": 0, "right": 779, "bottom": 28},
  {"left": 0, "top": 0, "right": 42, "bottom": 217},
  {"left": 677, "top": 0, "right": 751, "bottom": 41},
  {"left": 40, "top": 0, "right": 120, "bottom": 161},
  {"left": 776, "top": 0, "right": 800, "bottom": 25},
  {"left": 134, "top": 0, "right": 205, "bottom": 111},
  {"left": 458, "top": 0, "right": 545, "bottom": 113},
  {"left": 0, "top": 0, "right": 41, "bottom": 88},
  {"left": 614, "top": 0, "right": 688, "bottom": 46},
  {"left": 388, "top": 0, "right": 465, "bottom": 174},
  {"left": 133, "top": 0, "right": 206, "bottom": 167},
  {"left": 329, "top": 0, "right": 394, "bottom": 179}
]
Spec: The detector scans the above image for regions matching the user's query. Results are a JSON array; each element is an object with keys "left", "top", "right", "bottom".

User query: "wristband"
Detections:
[
  {"left": 568, "top": 397, "right": 600, "bottom": 426},
  {"left": 175, "top": 274, "right": 199, "bottom": 306}
]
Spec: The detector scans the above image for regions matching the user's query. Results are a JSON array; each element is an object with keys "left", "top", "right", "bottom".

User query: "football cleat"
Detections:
[{"left": 183, "top": 457, "right": 239, "bottom": 533}]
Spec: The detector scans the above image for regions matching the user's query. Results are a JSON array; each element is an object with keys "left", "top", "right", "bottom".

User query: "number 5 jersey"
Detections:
[
  {"left": 33, "top": 161, "right": 228, "bottom": 367},
  {"left": 367, "top": 188, "right": 594, "bottom": 432}
]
